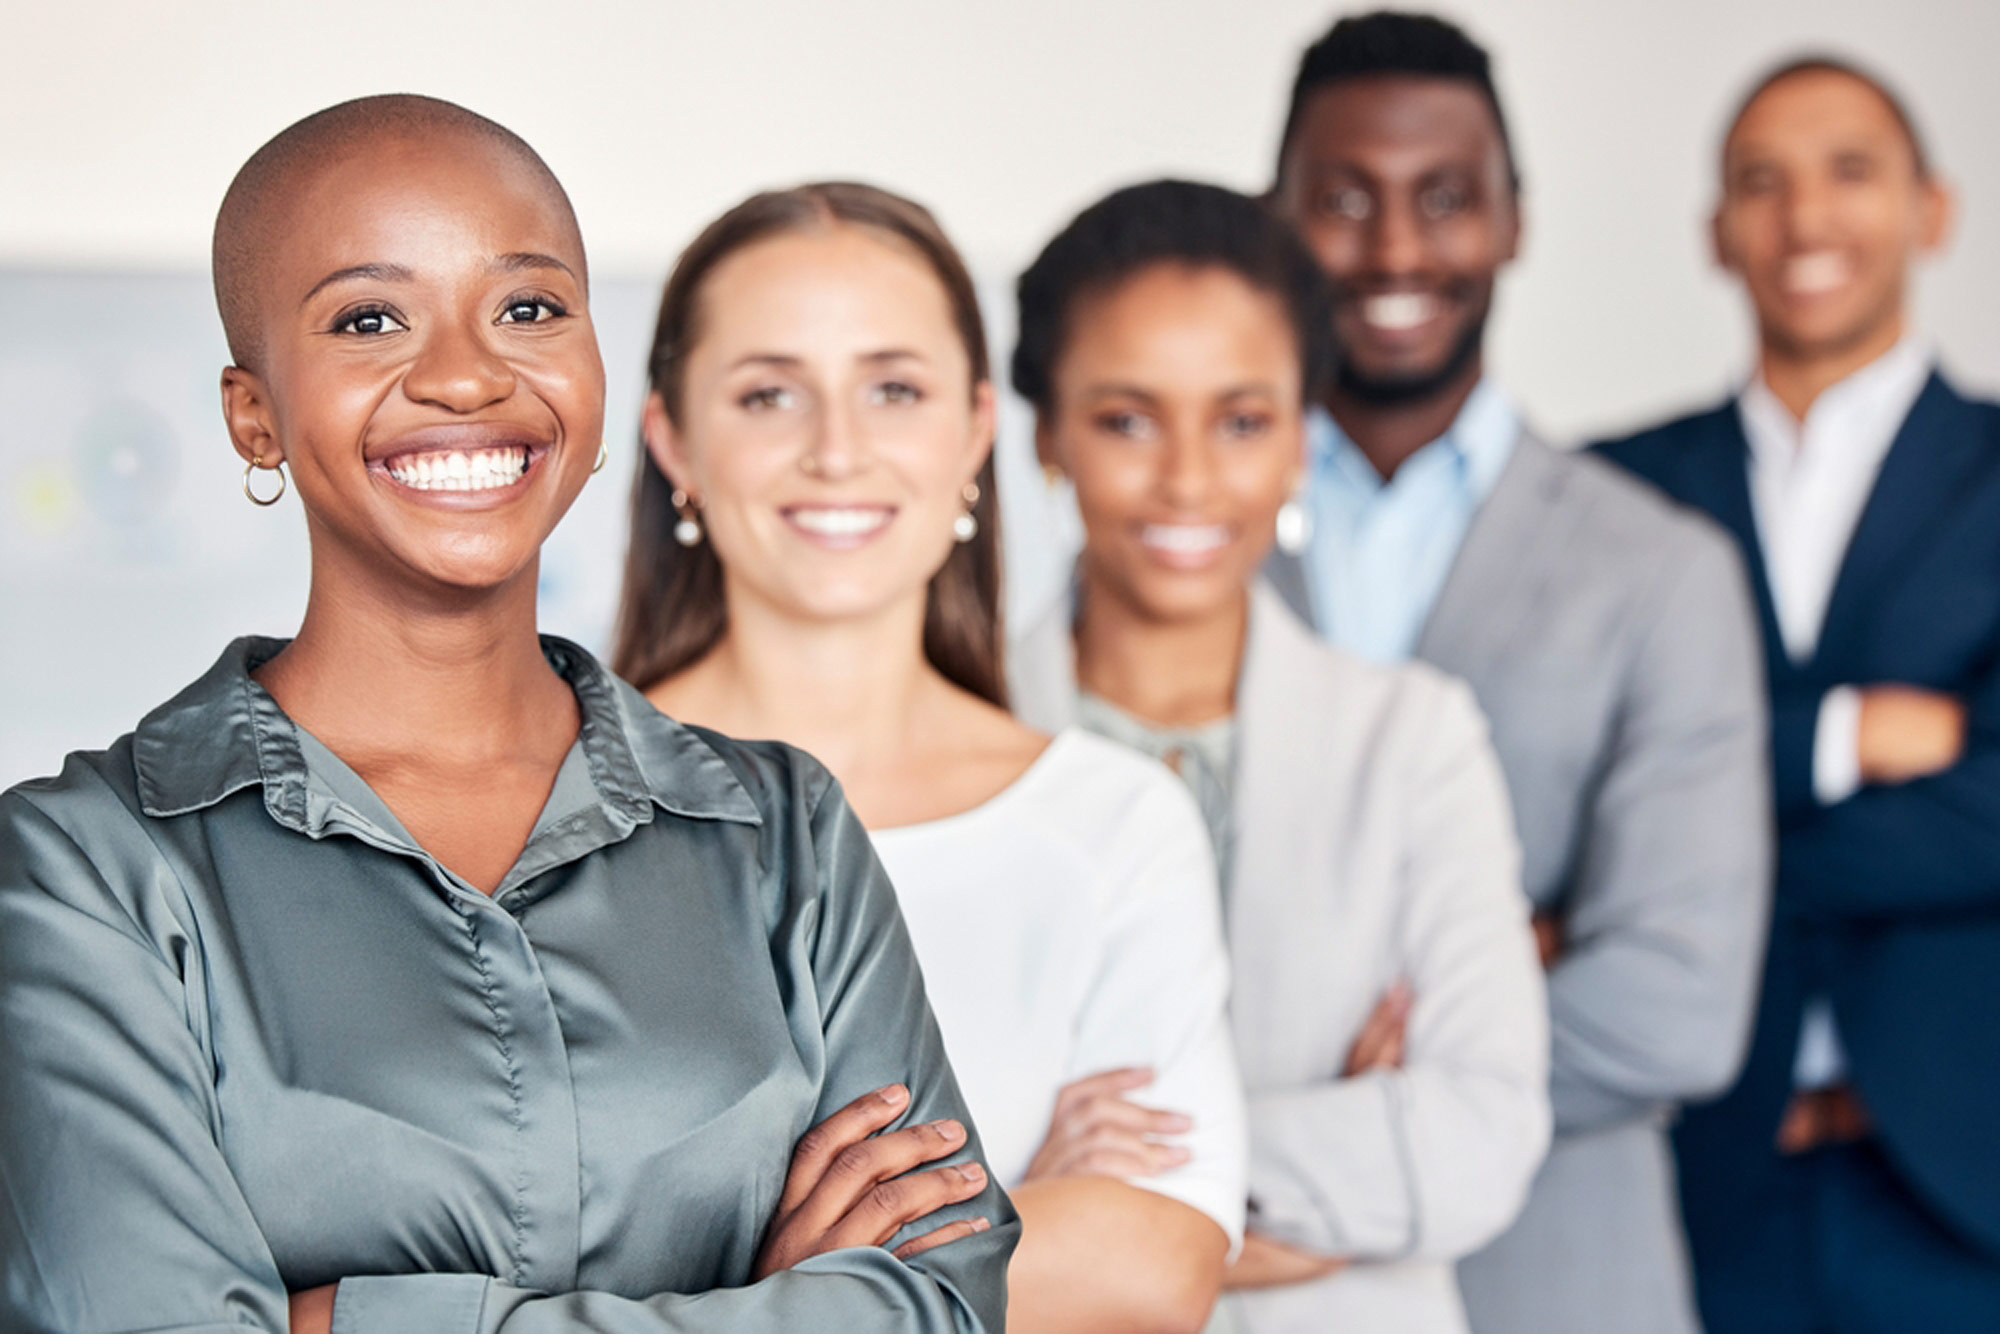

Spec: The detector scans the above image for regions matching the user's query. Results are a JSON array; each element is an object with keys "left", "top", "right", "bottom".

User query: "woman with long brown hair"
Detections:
[{"left": 616, "top": 182, "right": 1245, "bottom": 1332}]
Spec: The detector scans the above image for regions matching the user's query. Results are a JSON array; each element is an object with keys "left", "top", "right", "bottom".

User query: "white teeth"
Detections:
[
  {"left": 1783, "top": 251, "right": 1852, "bottom": 296},
  {"left": 789, "top": 507, "right": 891, "bottom": 537},
  {"left": 1141, "top": 523, "right": 1230, "bottom": 554},
  {"left": 1361, "top": 293, "right": 1438, "bottom": 332},
  {"left": 385, "top": 447, "right": 529, "bottom": 492}
]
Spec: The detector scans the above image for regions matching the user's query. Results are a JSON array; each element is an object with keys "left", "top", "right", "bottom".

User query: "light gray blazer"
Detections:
[
  {"left": 1014, "top": 583, "right": 1550, "bottom": 1334},
  {"left": 1267, "top": 430, "right": 1773, "bottom": 1334}
]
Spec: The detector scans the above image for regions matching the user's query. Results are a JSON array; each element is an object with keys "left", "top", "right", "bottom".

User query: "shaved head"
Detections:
[{"left": 212, "top": 94, "right": 583, "bottom": 371}]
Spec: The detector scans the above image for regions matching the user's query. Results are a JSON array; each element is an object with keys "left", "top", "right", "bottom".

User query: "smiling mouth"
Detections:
[
  {"left": 784, "top": 505, "right": 895, "bottom": 543},
  {"left": 1359, "top": 292, "right": 1442, "bottom": 333},
  {"left": 382, "top": 446, "right": 531, "bottom": 492},
  {"left": 1781, "top": 251, "right": 1853, "bottom": 297},
  {"left": 1140, "top": 523, "right": 1231, "bottom": 558}
]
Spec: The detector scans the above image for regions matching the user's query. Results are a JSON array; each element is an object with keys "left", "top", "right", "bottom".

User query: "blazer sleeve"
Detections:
[
  {"left": 1544, "top": 526, "right": 1775, "bottom": 1134},
  {"left": 1244, "top": 679, "right": 1551, "bottom": 1262},
  {"left": 1775, "top": 656, "right": 2000, "bottom": 920}
]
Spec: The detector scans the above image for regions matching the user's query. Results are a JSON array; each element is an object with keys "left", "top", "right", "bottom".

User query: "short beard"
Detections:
[{"left": 1333, "top": 301, "right": 1490, "bottom": 407}]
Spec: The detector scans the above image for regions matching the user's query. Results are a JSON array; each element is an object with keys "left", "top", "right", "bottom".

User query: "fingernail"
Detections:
[
  {"left": 1167, "top": 1146, "right": 1193, "bottom": 1165},
  {"left": 971, "top": 1216, "right": 991, "bottom": 1232},
  {"left": 932, "top": 1119, "right": 965, "bottom": 1142},
  {"left": 956, "top": 1163, "right": 987, "bottom": 1184},
  {"left": 1160, "top": 1113, "right": 1194, "bottom": 1132},
  {"left": 878, "top": 1085, "right": 908, "bottom": 1107}
]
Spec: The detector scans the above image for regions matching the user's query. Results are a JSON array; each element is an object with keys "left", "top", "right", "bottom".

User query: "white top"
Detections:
[
  {"left": 1739, "top": 334, "right": 1932, "bottom": 1089},
  {"left": 1739, "top": 333, "right": 1932, "bottom": 805},
  {"left": 871, "top": 729, "right": 1248, "bottom": 1246}
]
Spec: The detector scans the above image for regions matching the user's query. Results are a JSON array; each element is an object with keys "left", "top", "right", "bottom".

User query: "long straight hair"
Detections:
[{"left": 611, "top": 183, "right": 1006, "bottom": 707}]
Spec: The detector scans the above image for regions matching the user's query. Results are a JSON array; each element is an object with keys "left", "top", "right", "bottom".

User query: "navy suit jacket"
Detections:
[{"left": 1596, "top": 372, "right": 2000, "bottom": 1260}]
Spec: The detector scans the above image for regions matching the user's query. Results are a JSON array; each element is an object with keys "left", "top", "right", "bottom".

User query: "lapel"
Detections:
[
  {"left": 1415, "top": 430, "right": 1577, "bottom": 676},
  {"left": 1660, "top": 405, "right": 1789, "bottom": 678},
  {"left": 1813, "top": 374, "right": 1990, "bottom": 667}
]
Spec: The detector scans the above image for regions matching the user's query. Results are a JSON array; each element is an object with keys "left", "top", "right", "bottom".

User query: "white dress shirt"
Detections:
[{"left": 1737, "top": 333, "right": 1932, "bottom": 1087}]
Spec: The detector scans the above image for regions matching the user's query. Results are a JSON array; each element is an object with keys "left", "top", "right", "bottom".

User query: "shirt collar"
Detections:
[
  {"left": 1309, "top": 378, "right": 1519, "bottom": 498},
  {"left": 133, "top": 635, "right": 761, "bottom": 832},
  {"left": 1738, "top": 331, "right": 1934, "bottom": 469}
]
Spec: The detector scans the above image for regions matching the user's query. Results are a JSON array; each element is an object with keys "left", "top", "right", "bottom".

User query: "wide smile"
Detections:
[
  {"left": 1138, "top": 521, "right": 1233, "bottom": 570},
  {"left": 368, "top": 426, "right": 551, "bottom": 506},
  {"left": 782, "top": 503, "right": 896, "bottom": 549},
  {"left": 1778, "top": 249, "right": 1855, "bottom": 299}
]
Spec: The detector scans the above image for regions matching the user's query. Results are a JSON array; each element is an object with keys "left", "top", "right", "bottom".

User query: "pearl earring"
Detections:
[
  {"left": 953, "top": 481, "right": 981, "bottom": 543},
  {"left": 671, "top": 488, "right": 703, "bottom": 547},
  {"left": 1275, "top": 493, "right": 1312, "bottom": 555}
]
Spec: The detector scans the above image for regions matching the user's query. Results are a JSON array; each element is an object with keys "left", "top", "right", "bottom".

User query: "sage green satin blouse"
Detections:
[{"left": 0, "top": 637, "right": 1015, "bottom": 1333}]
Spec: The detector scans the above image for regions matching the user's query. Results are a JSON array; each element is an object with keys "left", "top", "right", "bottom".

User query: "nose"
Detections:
[
  {"left": 1157, "top": 426, "right": 1217, "bottom": 507},
  {"left": 402, "top": 316, "right": 516, "bottom": 413},
  {"left": 1780, "top": 172, "right": 1836, "bottom": 248},
  {"left": 1363, "top": 195, "right": 1426, "bottom": 280},
  {"left": 802, "top": 399, "right": 866, "bottom": 480}
]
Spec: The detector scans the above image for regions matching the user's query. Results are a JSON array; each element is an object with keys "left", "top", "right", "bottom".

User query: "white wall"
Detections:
[{"left": 4, "top": 0, "right": 1997, "bottom": 783}]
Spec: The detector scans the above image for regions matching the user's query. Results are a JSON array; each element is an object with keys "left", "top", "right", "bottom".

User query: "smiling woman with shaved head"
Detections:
[{"left": 0, "top": 94, "right": 1014, "bottom": 1334}]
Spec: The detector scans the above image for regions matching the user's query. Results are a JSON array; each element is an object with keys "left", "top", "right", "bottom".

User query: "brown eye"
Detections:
[
  {"left": 499, "top": 298, "right": 563, "bottom": 324},
  {"left": 1418, "top": 184, "right": 1469, "bottom": 220},
  {"left": 1318, "top": 187, "right": 1372, "bottom": 221},
  {"left": 1097, "top": 411, "right": 1157, "bottom": 441},
  {"left": 332, "top": 306, "right": 407, "bottom": 336}
]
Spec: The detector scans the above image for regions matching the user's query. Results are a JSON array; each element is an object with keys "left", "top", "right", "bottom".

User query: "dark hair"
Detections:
[
  {"left": 1275, "top": 11, "right": 1519, "bottom": 192},
  {"left": 612, "top": 182, "right": 1006, "bottom": 708},
  {"left": 1725, "top": 55, "right": 1932, "bottom": 179},
  {"left": 1011, "top": 179, "right": 1336, "bottom": 415}
]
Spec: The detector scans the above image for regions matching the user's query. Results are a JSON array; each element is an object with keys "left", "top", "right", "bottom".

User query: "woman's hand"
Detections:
[
  {"left": 288, "top": 1284, "right": 337, "bottom": 1334},
  {"left": 753, "top": 1083, "right": 992, "bottom": 1279},
  {"left": 1021, "top": 1067, "right": 1194, "bottom": 1181},
  {"left": 1342, "top": 980, "right": 1413, "bottom": 1077}
]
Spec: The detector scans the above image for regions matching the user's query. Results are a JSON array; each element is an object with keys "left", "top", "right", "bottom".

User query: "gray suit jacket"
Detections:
[{"left": 1267, "top": 430, "right": 1772, "bottom": 1334}]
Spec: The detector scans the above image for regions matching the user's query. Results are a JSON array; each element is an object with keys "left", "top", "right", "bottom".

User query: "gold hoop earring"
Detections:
[
  {"left": 953, "top": 480, "right": 981, "bottom": 543},
  {"left": 243, "top": 454, "right": 287, "bottom": 507},
  {"left": 670, "top": 488, "right": 704, "bottom": 547},
  {"left": 592, "top": 441, "right": 609, "bottom": 474}
]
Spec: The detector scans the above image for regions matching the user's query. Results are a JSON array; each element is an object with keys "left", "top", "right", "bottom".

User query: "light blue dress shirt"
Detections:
[{"left": 1302, "top": 380, "right": 1520, "bottom": 663}]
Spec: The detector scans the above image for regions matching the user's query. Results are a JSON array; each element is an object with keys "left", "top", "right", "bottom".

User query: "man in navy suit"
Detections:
[{"left": 1599, "top": 57, "right": 2000, "bottom": 1332}]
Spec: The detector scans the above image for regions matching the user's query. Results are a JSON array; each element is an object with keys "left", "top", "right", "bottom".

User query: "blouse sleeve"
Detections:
[
  {"left": 0, "top": 760, "right": 1016, "bottom": 1334},
  {"left": 1063, "top": 764, "right": 1248, "bottom": 1249},
  {"left": 0, "top": 767, "right": 295, "bottom": 1332},
  {"left": 1244, "top": 679, "right": 1551, "bottom": 1261}
]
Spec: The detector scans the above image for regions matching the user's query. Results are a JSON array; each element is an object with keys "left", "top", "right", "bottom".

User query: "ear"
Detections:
[
  {"left": 220, "top": 366, "right": 280, "bottom": 467},
  {"left": 641, "top": 390, "right": 696, "bottom": 494},
  {"left": 1500, "top": 192, "right": 1525, "bottom": 265},
  {"left": 966, "top": 380, "right": 999, "bottom": 480},
  {"left": 1918, "top": 175, "right": 1956, "bottom": 254},
  {"left": 1709, "top": 203, "right": 1737, "bottom": 275},
  {"left": 1031, "top": 410, "right": 1062, "bottom": 478}
]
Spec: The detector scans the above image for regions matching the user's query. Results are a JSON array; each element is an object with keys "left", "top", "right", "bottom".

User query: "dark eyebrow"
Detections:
[
  {"left": 300, "top": 262, "right": 415, "bottom": 307},
  {"left": 729, "top": 353, "right": 803, "bottom": 373},
  {"left": 861, "top": 348, "right": 925, "bottom": 365},
  {"left": 494, "top": 252, "right": 577, "bottom": 280},
  {"left": 1083, "top": 383, "right": 1166, "bottom": 406}
]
